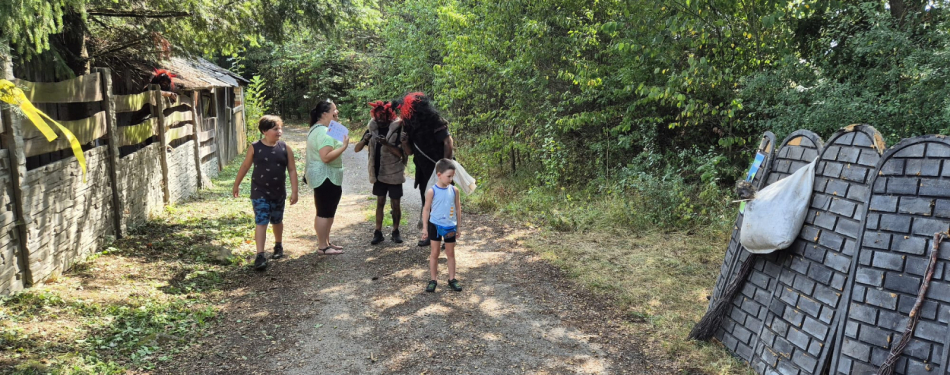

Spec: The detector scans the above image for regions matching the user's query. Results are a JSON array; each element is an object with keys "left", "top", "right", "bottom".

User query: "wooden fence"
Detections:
[{"left": 0, "top": 67, "right": 235, "bottom": 295}]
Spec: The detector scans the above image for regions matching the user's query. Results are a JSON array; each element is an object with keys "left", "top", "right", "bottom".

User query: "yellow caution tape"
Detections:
[{"left": 0, "top": 79, "right": 87, "bottom": 182}]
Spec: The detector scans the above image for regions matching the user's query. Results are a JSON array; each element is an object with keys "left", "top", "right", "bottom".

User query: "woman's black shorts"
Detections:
[{"left": 313, "top": 179, "right": 343, "bottom": 218}]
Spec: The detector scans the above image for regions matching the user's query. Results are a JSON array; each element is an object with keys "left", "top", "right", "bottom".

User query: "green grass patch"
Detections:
[
  {"left": 361, "top": 195, "right": 410, "bottom": 229},
  {"left": 470, "top": 172, "right": 751, "bottom": 373}
]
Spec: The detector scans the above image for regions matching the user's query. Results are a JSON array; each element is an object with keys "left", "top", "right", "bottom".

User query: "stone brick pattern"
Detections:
[
  {"left": 167, "top": 140, "right": 198, "bottom": 204},
  {"left": 116, "top": 143, "right": 164, "bottom": 232},
  {"left": 832, "top": 136, "right": 950, "bottom": 375},
  {"left": 200, "top": 157, "right": 219, "bottom": 187},
  {"left": 750, "top": 126, "right": 883, "bottom": 375},
  {"left": 714, "top": 130, "right": 823, "bottom": 363},
  {"left": 0, "top": 151, "right": 23, "bottom": 294},
  {"left": 21, "top": 147, "right": 115, "bottom": 284}
]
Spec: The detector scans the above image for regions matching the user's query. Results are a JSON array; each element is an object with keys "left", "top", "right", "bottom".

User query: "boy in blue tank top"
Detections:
[{"left": 422, "top": 159, "right": 462, "bottom": 292}]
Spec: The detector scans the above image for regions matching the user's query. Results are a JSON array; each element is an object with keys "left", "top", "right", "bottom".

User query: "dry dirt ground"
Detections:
[{"left": 160, "top": 126, "right": 685, "bottom": 374}]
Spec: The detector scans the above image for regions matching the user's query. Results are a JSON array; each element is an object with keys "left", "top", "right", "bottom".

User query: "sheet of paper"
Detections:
[{"left": 326, "top": 120, "right": 349, "bottom": 143}]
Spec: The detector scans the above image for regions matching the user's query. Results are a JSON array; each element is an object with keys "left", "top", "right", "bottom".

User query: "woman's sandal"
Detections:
[
  {"left": 318, "top": 246, "right": 343, "bottom": 255},
  {"left": 327, "top": 242, "right": 344, "bottom": 250}
]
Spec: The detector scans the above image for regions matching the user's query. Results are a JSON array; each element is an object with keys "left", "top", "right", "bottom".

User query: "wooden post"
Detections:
[
  {"left": 213, "top": 88, "right": 224, "bottom": 171},
  {"left": 189, "top": 92, "right": 203, "bottom": 189},
  {"left": 151, "top": 84, "right": 170, "bottom": 204},
  {"left": 97, "top": 67, "right": 123, "bottom": 238},
  {"left": 0, "top": 46, "right": 33, "bottom": 287}
]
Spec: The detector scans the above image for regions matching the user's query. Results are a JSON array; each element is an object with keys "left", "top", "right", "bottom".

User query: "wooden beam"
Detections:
[
  {"left": 232, "top": 105, "right": 244, "bottom": 114},
  {"left": 22, "top": 112, "right": 108, "bottom": 157},
  {"left": 165, "top": 125, "right": 193, "bottom": 143},
  {"left": 152, "top": 86, "right": 170, "bottom": 204},
  {"left": 189, "top": 94, "right": 203, "bottom": 189},
  {"left": 0, "top": 47, "right": 33, "bottom": 287},
  {"left": 15, "top": 73, "right": 103, "bottom": 103},
  {"left": 197, "top": 129, "right": 214, "bottom": 143},
  {"left": 97, "top": 67, "right": 124, "bottom": 238},
  {"left": 164, "top": 110, "right": 194, "bottom": 126},
  {"left": 114, "top": 91, "right": 153, "bottom": 113},
  {"left": 115, "top": 118, "right": 158, "bottom": 147},
  {"left": 199, "top": 143, "right": 217, "bottom": 159}
]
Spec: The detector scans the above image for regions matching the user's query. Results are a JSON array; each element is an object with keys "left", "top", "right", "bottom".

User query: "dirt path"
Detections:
[{"left": 165, "top": 126, "right": 674, "bottom": 374}]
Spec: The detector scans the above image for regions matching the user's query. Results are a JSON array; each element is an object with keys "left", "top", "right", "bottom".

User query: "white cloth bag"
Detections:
[
  {"left": 739, "top": 159, "right": 816, "bottom": 254},
  {"left": 424, "top": 160, "right": 478, "bottom": 195}
]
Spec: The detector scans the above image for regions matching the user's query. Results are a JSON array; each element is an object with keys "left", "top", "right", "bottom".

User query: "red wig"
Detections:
[
  {"left": 400, "top": 92, "right": 425, "bottom": 120},
  {"left": 151, "top": 69, "right": 177, "bottom": 91},
  {"left": 369, "top": 100, "right": 395, "bottom": 123}
]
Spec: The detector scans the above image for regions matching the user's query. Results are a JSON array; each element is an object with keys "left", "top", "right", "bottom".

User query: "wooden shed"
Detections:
[{"left": 158, "top": 56, "right": 249, "bottom": 171}]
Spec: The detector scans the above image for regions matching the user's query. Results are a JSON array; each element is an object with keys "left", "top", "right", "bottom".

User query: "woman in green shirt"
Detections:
[{"left": 307, "top": 99, "right": 350, "bottom": 254}]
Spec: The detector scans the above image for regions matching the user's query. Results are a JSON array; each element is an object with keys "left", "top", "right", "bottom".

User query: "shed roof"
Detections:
[{"left": 161, "top": 56, "right": 248, "bottom": 90}]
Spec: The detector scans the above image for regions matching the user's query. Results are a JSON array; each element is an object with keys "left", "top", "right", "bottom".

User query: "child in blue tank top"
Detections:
[{"left": 422, "top": 159, "right": 462, "bottom": 292}]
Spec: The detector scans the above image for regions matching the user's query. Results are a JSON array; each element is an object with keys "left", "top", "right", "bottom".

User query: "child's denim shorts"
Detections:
[{"left": 252, "top": 198, "right": 285, "bottom": 225}]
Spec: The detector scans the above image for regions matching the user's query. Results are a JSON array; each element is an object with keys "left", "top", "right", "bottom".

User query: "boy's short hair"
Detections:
[
  {"left": 259, "top": 115, "right": 283, "bottom": 133},
  {"left": 435, "top": 158, "right": 455, "bottom": 174}
]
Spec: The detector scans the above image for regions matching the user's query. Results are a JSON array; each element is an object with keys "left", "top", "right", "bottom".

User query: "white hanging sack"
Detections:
[
  {"left": 424, "top": 160, "right": 478, "bottom": 196},
  {"left": 739, "top": 159, "right": 816, "bottom": 254}
]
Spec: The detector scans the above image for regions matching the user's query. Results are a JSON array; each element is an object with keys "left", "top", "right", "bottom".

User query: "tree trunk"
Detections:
[
  {"left": 53, "top": 7, "right": 89, "bottom": 76},
  {"left": 889, "top": 0, "right": 925, "bottom": 27}
]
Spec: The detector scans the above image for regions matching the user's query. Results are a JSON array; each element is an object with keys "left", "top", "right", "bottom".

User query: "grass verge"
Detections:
[
  {"left": 0, "top": 148, "right": 262, "bottom": 374},
  {"left": 465, "top": 177, "right": 754, "bottom": 374}
]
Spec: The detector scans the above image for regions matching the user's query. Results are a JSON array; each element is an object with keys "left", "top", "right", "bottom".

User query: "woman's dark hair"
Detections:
[
  {"left": 390, "top": 98, "right": 403, "bottom": 114},
  {"left": 309, "top": 99, "right": 335, "bottom": 126},
  {"left": 258, "top": 115, "right": 283, "bottom": 133}
]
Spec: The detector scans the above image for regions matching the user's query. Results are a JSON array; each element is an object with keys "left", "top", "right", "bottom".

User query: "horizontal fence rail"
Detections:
[{"left": 0, "top": 66, "right": 243, "bottom": 294}]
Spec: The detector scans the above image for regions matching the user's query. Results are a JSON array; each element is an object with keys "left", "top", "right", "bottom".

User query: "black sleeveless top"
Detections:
[{"left": 251, "top": 140, "right": 288, "bottom": 200}]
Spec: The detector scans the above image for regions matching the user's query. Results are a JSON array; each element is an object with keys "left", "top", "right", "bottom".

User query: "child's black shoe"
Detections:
[
  {"left": 425, "top": 280, "right": 437, "bottom": 293},
  {"left": 448, "top": 279, "right": 462, "bottom": 292},
  {"left": 271, "top": 243, "right": 284, "bottom": 259},
  {"left": 254, "top": 253, "right": 268, "bottom": 270},
  {"left": 371, "top": 230, "right": 384, "bottom": 245},
  {"left": 391, "top": 229, "right": 403, "bottom": 244}
]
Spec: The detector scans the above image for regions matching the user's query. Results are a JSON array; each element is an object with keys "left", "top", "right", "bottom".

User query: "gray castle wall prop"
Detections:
[
  {"left": 712, "top": 130, "right": 824, "bottom": 363},
  {"left": 833, "top": 135, "right": 950, "bottom": 375},
  {"left": 702, "top": 125, "right": 950, "bottom": 375}
]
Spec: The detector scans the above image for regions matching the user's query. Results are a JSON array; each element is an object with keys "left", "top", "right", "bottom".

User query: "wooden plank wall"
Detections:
[
  {"left": 113, "top": 88, "right": 164, "bottom": 233},
  {"left": 0, "top": 66, "right": 241, "bottom": 293},
  {"left": 0, "top": 51, "right": 29, "bottom": 294},
  {"left": 15, "top": 71, "right": 116, "bottom": 283}
]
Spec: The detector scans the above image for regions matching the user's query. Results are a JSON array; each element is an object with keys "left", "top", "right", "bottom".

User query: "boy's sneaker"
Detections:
[
  {"left": 392, "top": 229, "right": 403, "bottom": 244},
  {"left": 371, "top": 230, "right": 385, "bottom": 245},
  {"left": 254, "top": 253, "right": 268, "bottom": 270},
  {"left": 448, "top": 279, "right": 462, "bottom": 292},
  {"left": 272, "top": 243, "right": 284, "bottom": 259},
  {"left": 425, "top": 280, "right": 437, "bottom": 293}
]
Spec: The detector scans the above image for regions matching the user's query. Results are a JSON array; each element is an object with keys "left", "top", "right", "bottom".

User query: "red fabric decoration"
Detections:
[
  {"left": 152, "top": 69, "right": 177, "bottom": 89},
  {"left": 401, "top": 92, "right": 425, "bottom": 120},
  {"left": 369, "top": 100, "right": 395, "bottom": 123}
]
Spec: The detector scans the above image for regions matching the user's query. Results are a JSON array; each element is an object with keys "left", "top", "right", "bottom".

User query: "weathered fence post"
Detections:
[
  {"left": 97, "top": 67, "right": 123, "bottom": 238},
  {"left": 151, "top": 84, "right": 170, "bottom": 204},
  {"left": 214, "top": 88, "right": 224, "bottom": 172},
  {"left": 0, "top": 46, "right": 33, "bottom": 287},
  {"left": 190, "top": 94, "right": 203, "bottom": 189}
]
